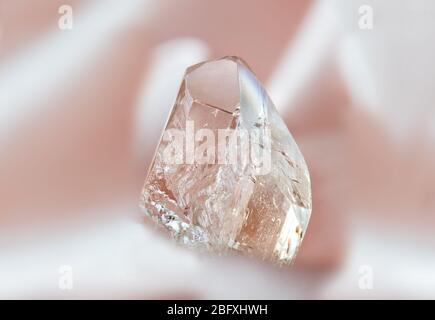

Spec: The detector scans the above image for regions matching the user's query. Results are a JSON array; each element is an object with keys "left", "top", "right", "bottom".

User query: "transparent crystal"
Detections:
[{"left": 140, "top": 57, "right": 311, "bottom": 264}]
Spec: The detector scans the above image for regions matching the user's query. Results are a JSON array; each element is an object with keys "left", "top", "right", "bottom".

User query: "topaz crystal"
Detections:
[{"left": 140, "top": 57, "right": 311, "bottom": 264}]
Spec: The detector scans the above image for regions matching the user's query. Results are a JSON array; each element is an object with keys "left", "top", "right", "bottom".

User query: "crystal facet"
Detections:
[{"left": 140, "top": 57, "right": 312, "bottom": 264}]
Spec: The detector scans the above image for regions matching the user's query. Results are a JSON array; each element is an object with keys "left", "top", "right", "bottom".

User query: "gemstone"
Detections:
[{"left": 140, "top": 56, "right": 311, "bottom": 264}]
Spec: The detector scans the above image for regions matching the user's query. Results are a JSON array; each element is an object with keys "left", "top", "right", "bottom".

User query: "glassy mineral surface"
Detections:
[{"left": 140, "top": 56, "right": 311, "bottom": 264}]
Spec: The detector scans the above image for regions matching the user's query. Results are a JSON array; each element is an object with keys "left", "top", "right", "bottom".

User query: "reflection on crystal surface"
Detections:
[{"left": 140, "top": 56, "right": 311, "bottom": 264}]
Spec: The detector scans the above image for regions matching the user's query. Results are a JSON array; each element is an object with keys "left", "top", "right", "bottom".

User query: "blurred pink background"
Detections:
[{"left": 0, "top": 0, "right": 434, "bottom": 299}]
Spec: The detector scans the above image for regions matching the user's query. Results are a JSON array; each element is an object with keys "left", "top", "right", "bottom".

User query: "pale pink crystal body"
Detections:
[{"left": 140, "top": 57, "right": 311, "bottom": 264}]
